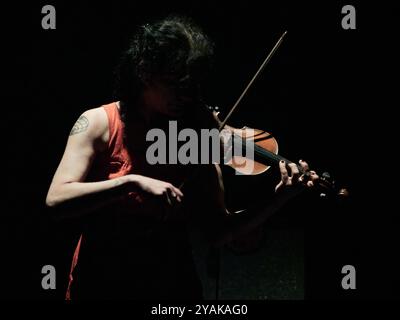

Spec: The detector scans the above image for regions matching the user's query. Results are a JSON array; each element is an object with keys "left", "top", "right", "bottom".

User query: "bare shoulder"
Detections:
[{"left": 69, "top": 107, "right": 109, "bottom": 148}]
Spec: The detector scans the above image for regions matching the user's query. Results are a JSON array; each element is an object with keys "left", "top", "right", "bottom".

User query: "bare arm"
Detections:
[
  {"left": 45, "top": 108, "right": 129, "bottom": 217},
  {"left": 46, "top": 108, "right": 183, "bottom": 219},
  {"left": 46, "top": 108, "right": 183, "bottom": 217}
]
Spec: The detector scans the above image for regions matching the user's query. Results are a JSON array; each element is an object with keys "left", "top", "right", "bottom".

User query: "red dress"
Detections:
[{"left": 65, "top": 102, "right": 201, "bottom": 300}]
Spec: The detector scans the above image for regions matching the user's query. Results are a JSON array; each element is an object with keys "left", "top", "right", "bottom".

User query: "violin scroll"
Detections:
[{"left": 318, "top": 171, "right": 349, "bottom": 199}]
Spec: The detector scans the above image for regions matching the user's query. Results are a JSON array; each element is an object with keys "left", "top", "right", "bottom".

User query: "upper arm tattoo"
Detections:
[{"left": 69, "top": 115, "right": 89, "bottom": 136}]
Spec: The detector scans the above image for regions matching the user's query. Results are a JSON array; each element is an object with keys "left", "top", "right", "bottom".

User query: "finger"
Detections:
[
  {"left": 167, "top": 187, "right": 183, "bottom": 204},
  {"left": 288, "top": 162, "right": 299, "bottom": 182},
  {"left": 299, "top": 160, "right": 309, "bottom": 172},
  {"left": 299, "top": 171, "right": 311, "bottom": 183},
  {"left": 310, "top": 171, "right": 319, "bottom": 182},
  {"left": 275, "top": 181, "right": 284, "bottom": 193},
  {"left": 279, "top": 160, "right": 289, "bottom": 184},
  {"left": 307, "top": 180, "right": 314, "bottom": 188},
  {"left": 172, "top": 191, "right": 182, "bottom": 203},
  {"left": 171, "top": 185, "right": 184, "bottom": 198},
  {"left": 299, "top": 174, "right": 307, "bottom": 183},
  {"left": 164, "top": 190, "right": 173, "bottom": 206}
]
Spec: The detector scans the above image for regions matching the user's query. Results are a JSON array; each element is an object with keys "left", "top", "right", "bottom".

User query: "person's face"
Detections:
[{"left": 142, "top": 75, "right": 196, "bottom": 118}]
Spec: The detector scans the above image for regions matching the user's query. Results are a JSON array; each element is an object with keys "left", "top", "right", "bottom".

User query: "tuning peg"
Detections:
[{"left": 321, "top": 172, "right": 331, "bottom": 180}]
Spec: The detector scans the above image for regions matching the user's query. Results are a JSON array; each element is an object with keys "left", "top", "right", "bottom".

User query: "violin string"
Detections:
[{"left": 232, "top": 134, "right": 306, "bottom": 173}]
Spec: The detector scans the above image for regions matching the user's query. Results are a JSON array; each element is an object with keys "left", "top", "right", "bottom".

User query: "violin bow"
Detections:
[
  {"left": 218, "top": 31, "right": 287, "bottom": 131},
  {"left": 179, "top": 31, "right": 288, "bottom": 191}
]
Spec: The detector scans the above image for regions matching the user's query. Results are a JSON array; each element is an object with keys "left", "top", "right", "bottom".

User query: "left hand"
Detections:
[{"left": 275, "top": 160, "right": 319, "bottom": 193}]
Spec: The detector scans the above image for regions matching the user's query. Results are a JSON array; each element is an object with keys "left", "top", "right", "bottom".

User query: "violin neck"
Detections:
[{"left": 239, "top": 138, "right": 305, "bottom": 173}]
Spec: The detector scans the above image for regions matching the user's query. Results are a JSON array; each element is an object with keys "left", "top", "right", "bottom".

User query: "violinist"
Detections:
[{"left": 45, "top": 15, "right": 319, "bottom": 300}]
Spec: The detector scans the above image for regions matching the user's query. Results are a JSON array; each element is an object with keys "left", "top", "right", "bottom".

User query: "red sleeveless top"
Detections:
[
  {"left": 65, "top": 102, "right": 139, "bottom": 299},
  {"left": 65, "top": 101, "right": 204, "bottom": 299}
]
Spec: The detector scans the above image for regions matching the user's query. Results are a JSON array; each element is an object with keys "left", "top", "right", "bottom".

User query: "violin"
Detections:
[
  {"left": 195, "top": 30, "right": 347, "bottom": 200},
  {"left": 208, "top": 105, "right": 349, "bottom": 199},
  {"left": 180, "top": 31, "right": 348, "bottom": 201}
]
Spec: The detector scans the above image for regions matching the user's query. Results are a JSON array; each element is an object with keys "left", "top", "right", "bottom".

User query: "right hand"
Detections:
[{"left": 127, "top": 174, "right": 184, "bottom": 205}]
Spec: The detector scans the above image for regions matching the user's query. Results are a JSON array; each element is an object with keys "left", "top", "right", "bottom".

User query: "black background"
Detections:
[{"left": 1, "top": 0, "right": 397, "bottom": 300}]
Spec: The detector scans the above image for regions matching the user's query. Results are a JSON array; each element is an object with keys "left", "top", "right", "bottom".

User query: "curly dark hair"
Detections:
[{"left": 114, "top": 15, "right": 215, "bottom": 119}]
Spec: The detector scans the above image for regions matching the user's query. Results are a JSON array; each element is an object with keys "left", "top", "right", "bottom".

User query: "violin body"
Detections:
[
  {"left": 211, "top": 108, "right": 278, "bottom": 175},
  {"left": 223, "top": 124, "right": 279, "bottom": 175}
]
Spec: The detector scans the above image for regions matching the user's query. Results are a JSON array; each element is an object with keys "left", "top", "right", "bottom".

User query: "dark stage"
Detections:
[{"left": 1, "top": 1, "right": 397, "bottom": 302}]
